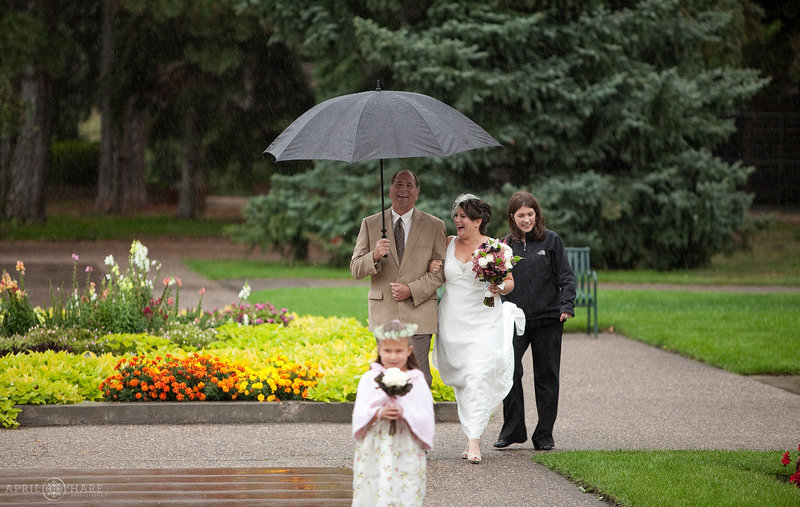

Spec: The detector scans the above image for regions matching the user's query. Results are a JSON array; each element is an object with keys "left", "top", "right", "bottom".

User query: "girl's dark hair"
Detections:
[
  {"left": 454, "top": 196, "right": 492, "bottom": 236},
  {"left": 374, "top": 321, "right": 421, "bottom": 370},
  {"left": 507, "top": 191, "right": 545, "bottom": 242}
]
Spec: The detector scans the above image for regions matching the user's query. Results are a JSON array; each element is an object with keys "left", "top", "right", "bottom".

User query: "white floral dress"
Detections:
[{"left": 352, "top": 418, "right": 426, "bottom": 506}]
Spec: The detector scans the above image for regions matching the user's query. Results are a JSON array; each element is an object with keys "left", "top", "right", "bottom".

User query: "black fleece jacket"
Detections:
[{"left": 502, "top": 229, "right": 576, "bottom": 325}]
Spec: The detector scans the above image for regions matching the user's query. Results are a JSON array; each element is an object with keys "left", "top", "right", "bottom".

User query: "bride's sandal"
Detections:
[
  {"left": 461, "top": 449, "right": 469, "bottom": 459},
  {"left": 467, "top": 453, "right": 482, "bottom": 464}
]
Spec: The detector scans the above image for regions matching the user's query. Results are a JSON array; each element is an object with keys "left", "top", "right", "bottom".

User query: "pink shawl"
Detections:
[{"left": 351, "top": 363, "right": 435, "bottom": 450}]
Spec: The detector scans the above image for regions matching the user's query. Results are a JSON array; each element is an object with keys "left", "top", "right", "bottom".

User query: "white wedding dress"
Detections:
[{"left": 434, "top": 239, "right": 523, "bottom": 440}]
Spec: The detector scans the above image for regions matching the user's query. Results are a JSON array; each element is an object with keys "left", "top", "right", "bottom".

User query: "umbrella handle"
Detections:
[{"left": 381, "top": 159, "right": 388, "bottom": 257}]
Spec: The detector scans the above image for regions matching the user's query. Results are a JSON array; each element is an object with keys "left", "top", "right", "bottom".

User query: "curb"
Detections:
[{"left": 15, "top": 401, "right": 459, "bottom": 427}]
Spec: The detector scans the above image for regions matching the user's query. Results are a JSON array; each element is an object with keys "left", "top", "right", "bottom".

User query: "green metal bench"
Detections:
[{"left": 565, "top": 247, "right": 598, "bottom": 337}]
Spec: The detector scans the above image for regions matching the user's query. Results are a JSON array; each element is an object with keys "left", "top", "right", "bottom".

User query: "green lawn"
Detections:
[
  {"left": 532, "top": 450, "right": 800, "bottom": 507},
  {"left": 0, "top": 214, "right": 230, "bottom": 241},
  {"left": 252, "top": 286, "right": 800, "bottom": 376},
  {"left": 566, "top": 290, "right": 800, "bottom": 375},
  {"left": 185, "top": 259, "right": 352, "bottom": 280},
  {"left": 252, "top": 286, "right": 369, "bottom": 324}
]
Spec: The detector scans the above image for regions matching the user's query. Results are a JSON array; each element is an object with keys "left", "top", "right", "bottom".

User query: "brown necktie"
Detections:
[{"left": 394, "top": 218, "right": 405, "bottom": 263}]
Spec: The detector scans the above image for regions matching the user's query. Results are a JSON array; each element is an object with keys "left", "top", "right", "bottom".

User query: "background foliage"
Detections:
[{"left": 232, "top": 0, "right": 768, "bottom": 269}]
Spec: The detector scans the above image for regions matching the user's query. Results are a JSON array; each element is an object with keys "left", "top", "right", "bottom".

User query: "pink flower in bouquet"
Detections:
[{"left": 471, "top": 238, "right": 522, "bottom": 307}]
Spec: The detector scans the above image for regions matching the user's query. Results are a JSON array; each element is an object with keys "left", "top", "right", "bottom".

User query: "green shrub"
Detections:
[
  {"left": 50, "top": 140, "right": 99, "bottom": 186},
  {"left": 0, "top": 350, "right": 116, "bottom": 428},
  {"left": 0, "top": 267, "right": 38, "bottom": 337},
  {"left": 228, "top": 161, "right": 380, "bottom": 266}
]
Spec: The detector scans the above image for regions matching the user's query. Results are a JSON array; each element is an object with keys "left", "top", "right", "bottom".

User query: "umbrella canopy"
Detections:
[
  {"left": 264, "top": 85, "right": 501, "bottom": 241},
  {"left": 265, "top": 88, "right": 501, "bottom": 163}
]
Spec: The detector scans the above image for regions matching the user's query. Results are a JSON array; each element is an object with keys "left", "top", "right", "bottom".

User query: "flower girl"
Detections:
[{"left": 351, "top": 320, "right": 435, "bottom": 507}]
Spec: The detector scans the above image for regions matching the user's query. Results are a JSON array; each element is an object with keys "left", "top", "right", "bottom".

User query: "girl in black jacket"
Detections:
[{"left": 494, "top": 191, "right": 576, "bottom": 451}]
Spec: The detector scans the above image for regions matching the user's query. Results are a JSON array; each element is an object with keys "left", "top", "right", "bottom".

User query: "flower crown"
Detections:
[{"left": 374, "top": 322, "right": 418, "bottom": 341}]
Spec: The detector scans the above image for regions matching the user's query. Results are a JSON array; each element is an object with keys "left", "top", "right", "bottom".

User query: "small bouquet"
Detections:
[
  {"left": 472, "top": 238, "right": 522, "bottom": 307},
  {"left": 375, "top": 367, "right": 414, "bottom": 435}
]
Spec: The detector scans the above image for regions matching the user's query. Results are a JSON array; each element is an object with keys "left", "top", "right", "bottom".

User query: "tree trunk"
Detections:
[
  {"left": 5, "top": 65, "right": 50, "bottom": 223},
  {"left": 117, "top": 96, "right": 148, "bottom": 214},
  {"left": 177, "top": 111, "right": 204, "bottom": 219},
  {"left": 95, "top": 0, "right": 119, "bottom": 213}
]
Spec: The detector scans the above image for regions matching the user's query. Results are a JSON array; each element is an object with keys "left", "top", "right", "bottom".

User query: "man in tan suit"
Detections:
[{"left": 350, "top": 169, "right": 446, "bottom": 385}]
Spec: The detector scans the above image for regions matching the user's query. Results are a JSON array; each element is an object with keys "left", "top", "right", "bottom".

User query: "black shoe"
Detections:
[
  {"left": 533, "top": 442, "right": 554, "bottom": 451},
  {"left": 493, "top": 439, "right": 524, "bottom": 449}
]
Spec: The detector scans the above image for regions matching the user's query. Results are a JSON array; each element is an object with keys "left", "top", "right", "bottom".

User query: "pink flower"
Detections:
[
  {"left": 72, "top": 253, "right": 79, "bottom": 262},
  {"left": 199, "top": 287, "right": 206, "bottom": 296},
  {"left": 85, "top": 266, "right": 93, "bottom": 273}
]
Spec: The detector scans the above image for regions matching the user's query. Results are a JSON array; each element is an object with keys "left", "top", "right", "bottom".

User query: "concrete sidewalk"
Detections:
[
  {"left": 2, "top": 239, "right": 800, "bottom": 505},
  {"left": 3, "top": 333, "right": 799, "bottom": 505}
]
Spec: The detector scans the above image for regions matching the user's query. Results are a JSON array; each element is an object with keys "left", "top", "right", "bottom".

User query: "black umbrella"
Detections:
[{"left": 264, "top": 83, "right": 501, "bottom": 238}]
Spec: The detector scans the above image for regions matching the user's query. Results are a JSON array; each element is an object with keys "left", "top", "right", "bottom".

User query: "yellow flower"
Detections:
[{"left": 257, "top": 394, "right": 265, "bottom": 402}]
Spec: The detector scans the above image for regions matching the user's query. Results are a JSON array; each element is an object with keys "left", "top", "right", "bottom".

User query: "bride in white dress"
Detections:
[{"left": 433, "top": 194, "right": 520, "bottom": 463}]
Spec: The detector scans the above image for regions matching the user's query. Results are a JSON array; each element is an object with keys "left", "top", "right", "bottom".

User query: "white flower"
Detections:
[
  {"left": 374, "top": 322, "right": 418, "bottom": 341},
  {"left": 130, "top": 240, "right": 150, "bottom": 272},
  {"left": 478, "top": 257, "right": 489, "bottom": 268},
  {"left": 485, "top": 253, "right": 494, "bottom": 263},
  {"left": 505, "top": 260, "right": 513, "bottom": 270},
  {"left": 382, "top": 367, "right": 410, "bottom": 388},
  {"left": 104, "top": 255, "right": 115, "bottom": 267},
  {"left": 238, "top": 282, "right": 251, "bottom": 301}
]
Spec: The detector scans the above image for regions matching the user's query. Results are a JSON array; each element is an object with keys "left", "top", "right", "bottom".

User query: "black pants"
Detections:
[{"left": 497, "top": 319, "right": 563, "bottom": 447}]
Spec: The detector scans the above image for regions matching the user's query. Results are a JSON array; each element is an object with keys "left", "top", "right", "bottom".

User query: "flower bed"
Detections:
[
  {"left": 99, "top": 353, "right": 320, "bottom": 402},
  {"left": 0, "top": 242, "right": 455, "bottom": 429}
]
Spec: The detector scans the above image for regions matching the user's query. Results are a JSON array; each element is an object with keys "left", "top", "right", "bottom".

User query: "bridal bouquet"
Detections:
[
  {"left": 375, "top": 367, "right": 414, "bottom": 435},
  {"left": 472, "top": 238, "right": 522, "bottom": 307}
]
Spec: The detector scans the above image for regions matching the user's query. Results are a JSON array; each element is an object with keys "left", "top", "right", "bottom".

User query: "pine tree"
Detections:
[{"left": 240, "top": 0, "right": 767, "bottom": 268}]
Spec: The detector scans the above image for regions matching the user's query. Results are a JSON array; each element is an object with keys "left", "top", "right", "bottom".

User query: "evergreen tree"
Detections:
[{"left": 241, "top": 0, "right": 767, "bottom": 268}]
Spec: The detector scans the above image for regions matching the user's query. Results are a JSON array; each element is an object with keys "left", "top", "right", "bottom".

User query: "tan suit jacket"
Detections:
[{"left": 350, "top": 208, "right": 446, "bottom": 334}]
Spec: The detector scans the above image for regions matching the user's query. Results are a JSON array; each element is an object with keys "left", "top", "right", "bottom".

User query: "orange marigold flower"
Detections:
[
  {"left": 176, "top": 393, "right": 184, "bottom": 401},
  {"left": 198, "top": 393, "right": 206, "bottom": 401},
  {"left": 135, "top": 393, "right": 142, "bottom": 400}
]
